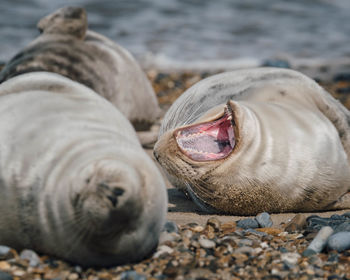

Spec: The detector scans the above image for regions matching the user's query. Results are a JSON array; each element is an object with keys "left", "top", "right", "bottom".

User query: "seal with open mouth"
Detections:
[{"left": 154, "top": 68, "right": 350, "bottom": 215}]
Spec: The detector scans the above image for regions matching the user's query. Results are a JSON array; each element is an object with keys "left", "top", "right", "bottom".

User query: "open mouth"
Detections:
[{"left": 175, "top": 104, "right": 236, "bottom": 161}]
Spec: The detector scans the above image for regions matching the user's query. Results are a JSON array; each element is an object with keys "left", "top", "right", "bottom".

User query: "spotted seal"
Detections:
[
  {"left": 0, "top": 72, "right": 167, "bottom": 266},
  {"left": 154, "top": 68, "right": 350, "bottom": 215},
  {"left": 0, "top": 6, "right": 160, "bottom": 130}
]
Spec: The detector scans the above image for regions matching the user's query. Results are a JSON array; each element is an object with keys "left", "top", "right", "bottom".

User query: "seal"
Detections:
[
  {"left": 154, "top": 68, "right": 350, "bottom": 215},
  {"left": 0, "top": 6, "right": 160, "bottom": 130},
  {"left": 0, "top": 72, "right": 167, "bottom": 267}
]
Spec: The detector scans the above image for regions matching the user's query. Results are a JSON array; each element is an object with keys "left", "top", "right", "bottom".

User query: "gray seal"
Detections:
[
  {"left": 0, "top": 72, "right": 167, "bottom": 266},
  {"left": 0, "top": 6, "right": 160, "bottom": 130},
  {"left": 154, "top": 68, "right": 350, "bottom": 215}
]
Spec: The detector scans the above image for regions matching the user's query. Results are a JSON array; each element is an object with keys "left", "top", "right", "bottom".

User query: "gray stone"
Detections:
[
  {"left": 281, "top": 252, "right": 301, "bottom": 268},
  {"left": 237, "top": 218, "right": 259, "bottom": 229},
  {"left": 162, "top": 221, "right": 179, "bottom": 233},
  {"left": 302, "top": 248, "right": 317, "bottom": 257},
  {"left": 234, "top": 246, "right": 254, "bottom": 255},
  {"left": 153, "top": 245, "right": 174, "bottom": 258},
  {"left": 342, "top": 211, "right": 350, "bottom": 218},
  {"left": 238, "top": 239, "right": 253, "bottom": 247},
  {"left": 303, "top": 226, "right": 333, "bottom": 256},
  {"left": 120, "top": 271, "right": 147, "bottom": 280},
  {"left": 159, "top": 231, "right": 180, "bottom": 244},
  {"left": 19, "top": 249, "right": 40, "bottom": 267},
  {"left": 0, "top": 271, "right": 12, "bottom": 280},
  {"left": 327, "top": 231, "right": 350, "bottom": 252},
  {"left": 334, "top": 221, "right": 350, "bottom": 233},
  {"left": 198, "top": 237, "right": 216, "bottom": 249},
  {"left": 0, "top": 245, "right": 11, "bottom": 259},
  {"left": 255, "top": 212, "right": 273, "bottom": 228}
]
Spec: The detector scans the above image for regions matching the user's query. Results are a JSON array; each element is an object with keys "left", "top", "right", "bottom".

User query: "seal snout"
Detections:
[
  {"left": 174, "top": 104, "right": 236, "bottom": 161},
  {"left": 98, "top": 183, "right": 125, "bottom": 208}
]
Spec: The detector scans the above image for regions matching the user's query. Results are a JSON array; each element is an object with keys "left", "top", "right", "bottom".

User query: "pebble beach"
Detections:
[{"left": 0, "top": 62, "right": 350, "bottom": 279}]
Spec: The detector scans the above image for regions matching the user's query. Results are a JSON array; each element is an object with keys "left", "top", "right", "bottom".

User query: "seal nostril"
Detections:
[
  {"left": 112, "top": 188, "right": 124, "bottom": 196},
  {"left": 107, "top": 195, "right": 118, "bottom": 207}
]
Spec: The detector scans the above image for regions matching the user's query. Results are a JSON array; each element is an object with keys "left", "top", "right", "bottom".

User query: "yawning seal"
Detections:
[{"left": 154, "top": 68, "right": 350, "bottom": 215}]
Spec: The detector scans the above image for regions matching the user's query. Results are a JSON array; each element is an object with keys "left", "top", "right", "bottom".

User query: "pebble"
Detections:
[
  {"left": 159, "top": 231, "right": 180, "bottom": 245},
  {"left": 243, "top": 228, "right": 268, "bottom": 237},
  {"left": 19, "top": 249, "right": 40, "bottom": 267},
  {"left": 0, "top": 246, "right": 12, "bottom": 260},
  {"left": 334, "top": 221, "right": 350, "bottom": 233},
  {"left": 284, "top": 214, "right": 307, "bottom": 232},
  {"left": 327, "top": 231, "right": 350, "bottom": 252},
  {"left": 206, "top": 217, "right": 221, "bottom": 231},
  {"left": 255, "top": 212, "right": 273, "bottom": 228},
  {"left": 0, "top": 271, "right": 12, "bottom": 280},
  {"left": 153, "top": 245, "right": 174, "bottom": 258},
  {"left": 303, "top": 226, "right": 334, "bottom": 256},
  {"left": 236, "top": 218, "right": 259, "bottom": 229},
  {"left": 281, "top": 252, "right": 300, "bottom": 266},
  {"left": 198, "top": 237, "right": 216, "bottom": 249},
  {"left": 234, "top": 246, "right": 254, "bottom": 255},
  {"left": 120, "top": 271, "right": 147, "bottom": 280},
  {"left": 163, "top": 221, "right": 179, "bottom": 233}
]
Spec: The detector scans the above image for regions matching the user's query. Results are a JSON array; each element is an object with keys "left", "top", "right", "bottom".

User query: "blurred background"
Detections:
[{"left": 0, "top": 0, "right": 349, "bottom": 71}]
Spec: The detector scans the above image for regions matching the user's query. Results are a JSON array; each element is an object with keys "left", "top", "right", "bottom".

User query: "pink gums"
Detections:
[{"left": 175, "top": 112, "right": 235, "bottom": 161}]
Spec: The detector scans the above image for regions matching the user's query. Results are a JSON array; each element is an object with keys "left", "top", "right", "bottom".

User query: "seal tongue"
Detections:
[{"left": 175, "top": 106, "right": 235, "bottom": 161}]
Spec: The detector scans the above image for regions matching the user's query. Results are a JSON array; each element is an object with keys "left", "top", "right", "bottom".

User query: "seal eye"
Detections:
[{"left": 175, "top": 107, "right": 235, "bottom": 161}]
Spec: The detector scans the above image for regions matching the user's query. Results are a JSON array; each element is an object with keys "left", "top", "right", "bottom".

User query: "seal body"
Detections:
[
  {"left": 0, "top": 7, "right": 160, "bottom": 130},
  {"left": 0, "top": 72, "right": 167, "bottom": 266},
  {"left": 154, "top": 68, "right": 350, "bottom": 215}
]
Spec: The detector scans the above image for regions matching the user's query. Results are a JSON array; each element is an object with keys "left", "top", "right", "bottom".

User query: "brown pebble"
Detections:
[
  {"left": 206, "top": 217, "right": 221, "bottom": 232},
  {"left": 221, "top": 222, "right": 236, "bottom": 235},
  {"left": 255, "top": 228, "right": 283, "bottom": 235},
  {"left": 284, "top": 214, "right": 307, "bottom": 232},
  {"left": 0, "top": 261, "right": 11, "bottom": 270}
]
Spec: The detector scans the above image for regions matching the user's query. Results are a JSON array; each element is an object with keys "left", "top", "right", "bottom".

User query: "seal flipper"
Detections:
[
  {"left": 37, "top": 6, "right": 87, "bottom": 40},
  {"left": 325, "top": 192, "right": 350, "bottom": 211}
]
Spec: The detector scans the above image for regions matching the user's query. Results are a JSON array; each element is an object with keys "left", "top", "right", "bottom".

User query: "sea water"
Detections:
[{"left": 0, "top": 0, "right": 349, "bottom": 70}]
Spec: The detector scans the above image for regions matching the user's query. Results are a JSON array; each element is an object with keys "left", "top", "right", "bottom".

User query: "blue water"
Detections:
[{"left": 0, "top": 0, "right": 349, "bottom": 68}]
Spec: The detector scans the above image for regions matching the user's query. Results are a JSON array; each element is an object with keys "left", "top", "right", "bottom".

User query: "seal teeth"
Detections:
[{"left": 175, "top": 109, "right": 236, "bottom": 162}]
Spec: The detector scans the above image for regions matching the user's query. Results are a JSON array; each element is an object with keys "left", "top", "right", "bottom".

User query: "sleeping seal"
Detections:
[
  {"left": 0, "top": 72, "right": 167, "bottom": 266},
  {"left": 154, "top": 68, "right": 350, "bottom": 215},
  {"left": 0, "top": 6, "right": 160, "bottom": 130}
]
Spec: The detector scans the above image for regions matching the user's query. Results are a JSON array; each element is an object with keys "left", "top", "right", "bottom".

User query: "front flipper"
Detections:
[{"left": 325, "top": 192, "right": 350, "bottom": 211}]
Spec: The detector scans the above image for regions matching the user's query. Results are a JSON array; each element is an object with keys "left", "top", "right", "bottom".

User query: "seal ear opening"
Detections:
[{"left": 174, "top": 102, "right": 236, "bottom": 161}]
